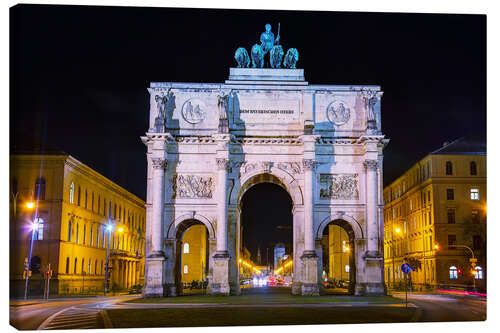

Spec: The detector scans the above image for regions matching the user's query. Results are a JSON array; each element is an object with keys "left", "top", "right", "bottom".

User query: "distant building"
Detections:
[
  {"left": 383, "top": 138, "right": 486, "bottom": 291},
  {"left": 10, "top": 152, "right": 146, "bottom": 296},
  {"left": 180, "top": 225, "right": 208, "bottom": 284},
  {"left": 321, "top": 225, "right": 350, "bottom": 282},
  {"left": 273, "top": 243, "right": 286, "bottom": 269}
]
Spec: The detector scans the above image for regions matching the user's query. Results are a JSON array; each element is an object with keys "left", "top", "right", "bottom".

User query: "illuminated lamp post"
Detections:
[
  {"left": 24, "top": 202, "right": 39, "bottom": 300},
  {"left": 104, "top": 223, "right": 113, "bottom": 296}
]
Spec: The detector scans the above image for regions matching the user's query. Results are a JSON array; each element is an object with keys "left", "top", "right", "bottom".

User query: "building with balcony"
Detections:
[
  {"left": 10, "top": 151, "right": 146, "bottom": 296},
  {"left": 383, "top": 138, "right": 486, "bottom": 291}
]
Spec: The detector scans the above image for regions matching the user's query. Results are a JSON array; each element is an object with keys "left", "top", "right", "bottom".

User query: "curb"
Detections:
[{"left": 101, "top": 310, "right": 113, "bottom": 328}]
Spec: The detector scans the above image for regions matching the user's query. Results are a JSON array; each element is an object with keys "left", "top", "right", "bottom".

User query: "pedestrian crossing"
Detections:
[{"left": 38, "top": 306, "right": 104, "bottom": 330}]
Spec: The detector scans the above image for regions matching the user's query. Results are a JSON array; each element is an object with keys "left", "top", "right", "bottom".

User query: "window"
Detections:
[
  {"left": 75, "top": 223, "right": 79, "bottom": 244},
  {"left": 83, "top": 225, "right": 86, "bottom": 244},
  {"left": 470, "top": 161, "right": 477, "bottom": 175},
  {"left": 448, "top": 234, "right": 457, "bottom": 249},
  {"left": 98, "top": 195, "right": 101, "bottom": 215},
  {"left": 446, "top": 161, "right": 453, "bottom": 175},
  {"left": 33, "top": 217, "right": 44, "bottom": 240},
  {"left": 103, "top": 199, "right": 106, "bottom": 217},
  {"left": 85, "top": 189, "right": 88, "bottom": 209},
  {"left": 345, "top": 265, "right": 350, "bottom": 273},
  {"left": 428, "top": 212, "right": 432, "bottom": 225},
  {"left": 69, "top": 183, "right": 75, "bottom": 204},
  {"left": 91, "top": 192, "right": 94, "bottom": 212},
  {"left": 74, "top": 258, "right": 78, "bottom": 274},
  {"left": 447, "top": 209, "right": 456, "bottom": 224},
  {"left": 475, "top": 266, "right": 483, "bottom": 280},
  {"left": 94, "top": 260, "right": 97, "bottom": 275},
  {"left": 81, "top": 259, "right": 85, "bottom": 274},
  {"left": 101, "top": 261, "right": 104, "bottom": 275},
  {"left": 65, "top": 257, "right": 70, "bottom": 274},
  {"left": 446, "top": 189, "right": 454, "bottom": 200},
  {"left": 35, "top": 177, "right": 46, "bottom": 200},
  {"left": 473, "top": 235, "right": 481, "bottom": 251},
  {"left": 88, "top": 259, "right": 92, "bottom": 274},
  {"left": 470, "top": 188, "right": 479, "bottom": 200},
  {"left": 472, "top": 210, "right": 480, "bottom": 224},
  {"left": 183, "top": 265, "right": 188, "bottom": 274},
  {"left": 427, "top": 162, "right": 430, "bottom": 178},
  {"left": 90, "top": 226, "right": 93, "bottom": 246},
  {"left": 77, "top": 186, "right": 81, "bottom": 206},
  {"left": 67, "top": 220, "right": 72, "bottom": 242},
  {"left": 183, "top": 243, "right": 190, "bottom": 254},
  {"left": 449, "top": 266, "right": 458, "bottom": 279},
  {"left": 428, "top": 191, "right": 431, "bottom": 202}
]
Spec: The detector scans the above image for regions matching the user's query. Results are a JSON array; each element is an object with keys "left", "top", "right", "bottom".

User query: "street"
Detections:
[{"left": 9, "top": 289, "right": 486, "bottom": 329}]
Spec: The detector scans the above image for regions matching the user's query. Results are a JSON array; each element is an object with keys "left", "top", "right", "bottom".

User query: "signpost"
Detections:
[
  {"left": 401, "top": 263, "right": 411, "bottom": 308},
  {"left": 43, "top": 264, "right": 52, "bottom": 300}
]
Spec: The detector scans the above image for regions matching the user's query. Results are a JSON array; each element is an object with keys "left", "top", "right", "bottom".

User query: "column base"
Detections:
[
  {"left": 143, "top": 256, "right": 165, "bottom": 297},
  {"left": 210, "top": 253, "right": 230, "bottom": 296},
  {"left": 354, "top": 282, "right": 387, "bottom": 296},
  {"left": 299, "top": 251, "right": 320, "bottom": 296},
  {"left": 301, "top": 283, "right": 320, "bottom": 296}
]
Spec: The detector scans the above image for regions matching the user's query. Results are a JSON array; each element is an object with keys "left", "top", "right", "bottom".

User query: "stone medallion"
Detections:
[
  {"left": 326, "top": 100, "right": 351, "bottom": 126},
  {"left": 181, "top": 98, "right": 206, "bottom": 124}
]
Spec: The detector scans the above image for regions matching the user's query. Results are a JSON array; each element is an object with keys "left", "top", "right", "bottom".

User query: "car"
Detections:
[{"left": 128, "top": 285, "right": 142, "bottom": 294}]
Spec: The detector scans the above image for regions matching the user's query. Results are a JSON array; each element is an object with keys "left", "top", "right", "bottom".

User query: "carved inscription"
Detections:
[
  {"left": 172, "top": 175, "right": 214, "bottom": 199},
  {"left": 319, "top": 174, "right": 359, "bottom": 200}
]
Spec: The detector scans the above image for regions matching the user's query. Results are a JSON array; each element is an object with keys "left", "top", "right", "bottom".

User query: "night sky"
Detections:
[{"left": 10, "top": 5, "right": 486, "bottom": 257}]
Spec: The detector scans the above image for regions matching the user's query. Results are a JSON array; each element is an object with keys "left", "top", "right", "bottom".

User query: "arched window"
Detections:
[
  {"left": 475, "top": 266, "right": 483, "bottom": 280},
  {"left": 75, "top": 223, "right": 79, "bottom": 244},
  {"left": 33, "top": 217, "right": 44, "bottom": 240},
  {"left": 446, "top": 161, "right": 453, "bottom": 175},
  {"left": 69, "top": 182, "right": 75, "bottom": 204},
  {"left": 65, "top": 257, "right": 70, "bottom": 274},
  {"left": 90, "top": 226, "right": 93, "bottom": 246},
  {"left": 74, "top": 258, "right": 78, "bottom": 274},
  {"left": 83, "top": 225, "right": 86, "bottom": 244},
  {"left": 470, "top": 161, "right": 477, "bottom": 175},
  {"left": 183, "top": 265, "right": 188, "bottom": 274},
  {"left": 35, "top": 177, "right": 46, "bottom": 200},
  {"left": 67, "top": 220, "right": 72, "bottom": 242},
  {"left": 183, "top": 243, "right": 190, "bottom": 254},
  {"left": 449, "top": 266, "right": 458, "bottom": 279}
]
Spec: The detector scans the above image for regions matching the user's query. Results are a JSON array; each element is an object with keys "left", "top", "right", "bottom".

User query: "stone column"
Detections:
[
  {"left": 150, "top": 158, "right": 167, "bottom": 256},
  {"left": 211, "top": 158, "right": 231, "bottom": 295},
  {"left": 144, "top": 157, "right": 167, "bottom": 297},
  {"left": 364, "top": 159, "right": 380, "bottom": 256},
  {"left": 300, "top": 158, "right": 319, "bottom": 296},
  {"left": 215, "top": 158, "right": 229, "bottom": 255}
]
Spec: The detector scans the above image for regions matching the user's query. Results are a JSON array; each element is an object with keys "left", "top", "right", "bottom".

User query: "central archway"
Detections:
[{"left": 237, "top": 173, "right": 294, "bottom": 293}]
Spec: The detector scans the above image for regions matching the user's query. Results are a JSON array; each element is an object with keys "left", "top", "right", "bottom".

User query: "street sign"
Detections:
[{"left": 401, "top": 263, "right": 411, "bottom": 274}]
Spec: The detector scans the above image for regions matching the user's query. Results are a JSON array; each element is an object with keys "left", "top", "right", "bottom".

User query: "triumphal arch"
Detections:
[{"left": 142, "top": 26, "right": 389, "bottom": 297}]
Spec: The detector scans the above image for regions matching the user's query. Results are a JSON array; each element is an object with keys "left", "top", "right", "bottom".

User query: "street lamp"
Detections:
[
  {"left": 104, "top": 223, "right": 113, "bottom": 296},
  {"left": 24, "top": 205, "right": 39, "bottom": 300}
]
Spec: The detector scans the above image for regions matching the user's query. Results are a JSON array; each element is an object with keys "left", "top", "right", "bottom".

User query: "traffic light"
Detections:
[{"left": 458, "top": 268, "right": 462, "bottom": 275}]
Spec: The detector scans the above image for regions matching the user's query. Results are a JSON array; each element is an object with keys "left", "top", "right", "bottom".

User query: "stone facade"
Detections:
[
  {"left": 10, "top": 153, "right": 145, "bottom": 297},
  {"left": 142, "top": 68, "right": 389, "bottom": 296}
]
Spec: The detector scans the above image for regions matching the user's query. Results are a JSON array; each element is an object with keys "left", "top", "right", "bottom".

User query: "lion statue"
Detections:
[
  {"left": 234, "top": 47, "right": 250, "bottom": 68},
  {"left": 283, "top": 48, "right": 299, "bottom": 69},
  {"left": 251, "top": 44, "right": 264, "bottom": 68},
  {"left": 270, "top": 45, "right": 284, "bottom": 68}
]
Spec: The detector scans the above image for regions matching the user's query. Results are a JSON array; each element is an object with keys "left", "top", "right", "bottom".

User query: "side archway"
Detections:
[
  {"left": 316, "top": 213, "right": 364, "bottom": 241},
  {"left": 166, "top": 213, "right": 216, "bottom": 240}
]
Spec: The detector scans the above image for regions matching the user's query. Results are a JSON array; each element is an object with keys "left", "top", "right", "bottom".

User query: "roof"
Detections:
[{"left": 430, "top": 137, "right": 486, "bottom": 155}]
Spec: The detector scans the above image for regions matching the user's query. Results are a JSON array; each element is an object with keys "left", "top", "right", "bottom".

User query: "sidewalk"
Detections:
[{"left": 10, "top": 293, "right": 135, "bottom": 307}]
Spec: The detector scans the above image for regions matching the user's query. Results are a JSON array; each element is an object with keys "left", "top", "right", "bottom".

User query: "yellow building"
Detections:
[
  {"left": 321, "top": 224, "right": 350, "bottom": 282},
  {"left": 10, "top": 152, "right": 146, "bottom": 296},
  {"left": 180, "top": 225, "right": 208, "bottom": 284},
  {"left": 383, "top": 138, "right": 486, "bottom": 291}
]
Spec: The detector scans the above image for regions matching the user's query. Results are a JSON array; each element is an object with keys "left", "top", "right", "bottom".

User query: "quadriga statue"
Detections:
[
  {"left": 251, "top": 44, "right": 264, "bottom": 68},
  {"left": 270, "top": 45, "right": 284, "bottom": 68},
  {"left": 283, "top": 48, "right": 299, "bottom": 69},
  {"left": 234, "top": 47, "right": 250, "bottom": 68}
]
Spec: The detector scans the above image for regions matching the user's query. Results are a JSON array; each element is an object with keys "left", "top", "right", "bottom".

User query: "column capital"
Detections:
[
  {"left": 302, "top": 159, "right": 317, "bottom": 171},
  {"left": 363, "top": 159, "right": 379, "bottom": 171},
  {"left": 151, "top": 158, "right": 167, "bottom": 170},
  {"left": 216, "top": 158, "right": 230, "bottom": 171}
]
